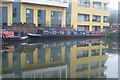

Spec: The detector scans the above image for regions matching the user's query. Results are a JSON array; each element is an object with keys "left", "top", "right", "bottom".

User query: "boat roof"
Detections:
[{"left": 0, "top": 29, "right": 11, "bottom": 31}]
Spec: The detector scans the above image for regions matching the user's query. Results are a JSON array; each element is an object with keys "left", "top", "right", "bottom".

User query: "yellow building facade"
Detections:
[
  {"left": 1, "top": 0, "right": 110, "bottom": 31},
  {"left": 67, "top": 0, "right": 110, "bottom": 31},
  {"left": 20, "top": 3, "right": 66, "bottom": 27},
  {"left": 0, "top": 0, "right": 68, "bottom": 27},
  {"left": 69, "top": 40, "right": 108, "bottom": 78}
]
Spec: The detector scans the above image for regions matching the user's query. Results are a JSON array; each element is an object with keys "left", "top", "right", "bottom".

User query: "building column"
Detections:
[
  {"left": 101, "top": 26, "right": 103, "bottom": 32},
  {"left": 100, "top": 48, "right": 103, "bottom": 56},
  {"left": 34, "top": 9, "right": 38, "bottom": 27},
  {"left": 45, "top": 48, "right": 51, "bottom": 62},
  {"left": 90, "top": 0, "right": 93, "bottom": 8},
  {"left": 20, "top": 4, "right": 26, "bottom": 24},
  {"left": 62, "top": 8, "right": 66, "bottom": 27},
  {"left": 61, "top": 47, "right": 65, "bottom": 63},
  {"left": 8, "top": 53, "right": 13, "bottom": 70},
  {"left": 89, "top": 25, "right": 93, "bottom": 31},
  {"left": 46, "top": 10, "right": 51, "bottom": 27},
  {"left": 7, "top": 3, "right": 13, "bottom": 26},
  {"left": 101, "top": 2, "right": 104, "bottom": 10},
  {"left": 20, "top": 52, "right": 26, "bottom": 68},
  {"left": 89, "top": 14, "right": 93, "bottom": 31},
  {"left": 33, "top": 48, "right": 38, "bottom": 64}
]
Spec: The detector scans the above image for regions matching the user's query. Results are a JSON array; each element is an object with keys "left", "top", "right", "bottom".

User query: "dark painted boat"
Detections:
[
  {"left": 1, "top": 29, "right": 28, "bottom": 41},
  {"left": 27, "top": 29, "right": 102, "bottom": 39}
]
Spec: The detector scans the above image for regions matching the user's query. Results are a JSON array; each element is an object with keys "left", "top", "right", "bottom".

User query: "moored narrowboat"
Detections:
[
  {"left": 1, "top": 29, "right": 28, "bottom": 41},
  {"left": 27, "top": 28, "right": 102, "bottom": 39}
]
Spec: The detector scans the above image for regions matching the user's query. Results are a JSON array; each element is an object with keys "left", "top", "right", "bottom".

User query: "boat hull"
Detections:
[
  {"left": 27, "top": 35, "right": 102, "bottom": 39},
  {"left": 2, "top": 37, "right": 28, "bottom": 42}
]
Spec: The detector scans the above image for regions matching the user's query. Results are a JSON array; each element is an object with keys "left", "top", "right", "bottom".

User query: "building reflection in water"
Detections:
[{"left": 2, "top": 39, "right": 108, "bottom": 78}]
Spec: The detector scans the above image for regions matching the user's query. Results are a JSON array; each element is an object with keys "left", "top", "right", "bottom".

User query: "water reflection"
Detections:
[{"left": 1, "top": 38, "right": 112, "bottom": 78}]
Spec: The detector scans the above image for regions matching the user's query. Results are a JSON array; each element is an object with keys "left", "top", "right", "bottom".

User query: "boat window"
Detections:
[
  {"left": 44, "top": 30, "right": 49, "bottom": 34},
  {"left": 57, "top": 31, "right": 60, "bottom": 34},
  {"left": 67, "top": 31, "right": 71, "bottom": 35},
  {"left": 49, "top": 31, "right": 52, "bottom": 34},
  {"left": 37, "top": 30, "right": 43, "bottom": 34},
  {"left": 74, "top": 32, "right": 78, "bottom": 35},
  {"left": 86, "top": 32, "right": 89, "bottom": 35},
  {"left": 60, "top": 31, "right": 64, "bottom": 35},
  {"left": 52, "top": 31, "right": 57, "bottom": 35},
  {"left": 77, "top": 31, "right": 80, "bottom": 35},
  {"left": 83, "top": 32, "right": 86, "bottom": 35},
  {"left": 80, "top": 32, "right": 83, "bottom": 35},
  {"left": 89, "top": 32, "right": 92, "bottom": 34}
]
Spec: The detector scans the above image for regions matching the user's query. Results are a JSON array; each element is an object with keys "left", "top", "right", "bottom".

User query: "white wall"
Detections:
[
  {"left": 1, "top": 0, "right": 69, "bottom": 7},
  {"left": 21, "top": 0, "right": 69, "bottom": 7}
]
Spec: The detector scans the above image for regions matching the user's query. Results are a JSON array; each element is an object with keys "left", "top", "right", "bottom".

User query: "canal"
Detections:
[{"left": 1, "top": 38, "right": 119, "bottom": 78}]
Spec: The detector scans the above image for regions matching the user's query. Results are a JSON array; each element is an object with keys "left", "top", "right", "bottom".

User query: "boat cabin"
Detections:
[{"left": 37, "top": 29, "right": 86, "bottom": 36}]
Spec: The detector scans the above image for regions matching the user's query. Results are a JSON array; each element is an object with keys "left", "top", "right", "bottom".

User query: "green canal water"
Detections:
[{"left": 1, "top": 38, "right": 119, "bottom": 79}]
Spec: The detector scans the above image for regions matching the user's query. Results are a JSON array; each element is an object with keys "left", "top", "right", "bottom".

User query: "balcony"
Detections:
[
  {"left": 0, "top": 0, "right": 69, "bottom": 7},
  {"left": 21, "top": 0, "right": 69, "bottom": 7}
]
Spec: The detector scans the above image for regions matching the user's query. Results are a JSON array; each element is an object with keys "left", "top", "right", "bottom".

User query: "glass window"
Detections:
[
  {"left": 26, "top": 52, "right": 33, "bottom": 64},
  {"left": 102, "top": 49, "right": 107, "bottom": 55},
  {"left": 26, "top": 9, "right": 31, "bottom": 14},
  {"left": 60, "top": 31, "right": 64, "bottom": 34},
  {"left": 52, "top": 31, "right": 57, "bottom": 34},
  {"left": 76, "top": 50, "right": 88, "bottom": 58},
  {"left": 92, "top": 26, "right": 100, "bottom": 31},
  {"left": 93, "top": 15, "right": 101, "bottom": 22},
  {"left": 101, "top": 61, "right": 106, "bottom": 67},
  {"left": 50, "top": 48, "right": 61, "bottom": 61},
  {"left": 91, "top": 62, "right": 99, "bottom": 69},
  {"left": 38, "top": 48, "right": 45, "bottom": 64},
  {"left": 77, "top": 25, "right": 89, "bottom": 31},
  {"left": 93, "top": 2, "right": 101, "bottom": 9},
  {"left": 78, "top": 14, "right": 90, "bottom": 21},
  {"left": 90, "top": 71, "right": 99, "bottom": 78},
  {"left": 51, "top": 11, "right": 55, "bottom": 20},
  {"left": 92, "top": 43, "right": 100, "bottom": 46},
  {"left": 51, "top": 11, "right": 55, "bottom": 16},
  {"left": 76, "top": 64, "right": 88, "bottom": 72},
  {"left": 38, "top": 10, "right": 42, "bottom": 18},
  {"left": 78, "top": 0, "right": 90, "bottom": 7},
  {"left": 13, "top": 8, "right": 17, "bottom": 17},
  {"left": 91, "top": 49, "right": 100, "bottom": 56},
  {"left": 58, "top": 12, "right": 62, "bottom": 20},
  {"left": 104, "top": 16, "right": 108, "bottom": 22},
  {"left": 104, "top": 3, "right": 108, "bottom": 10},
  {"left": 67, "top": 31, "right": 71, "bottom": 35},
  {"left": 26, "top": 9, "right": 32, "bottom": 18}
]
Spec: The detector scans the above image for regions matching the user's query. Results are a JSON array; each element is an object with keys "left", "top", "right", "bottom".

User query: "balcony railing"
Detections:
[
  {"left": 21, "top": 0, "right": 69, "bottom": 7},
  {"left": 0, "top": 0, "right": 69, "bottom": 7}
]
